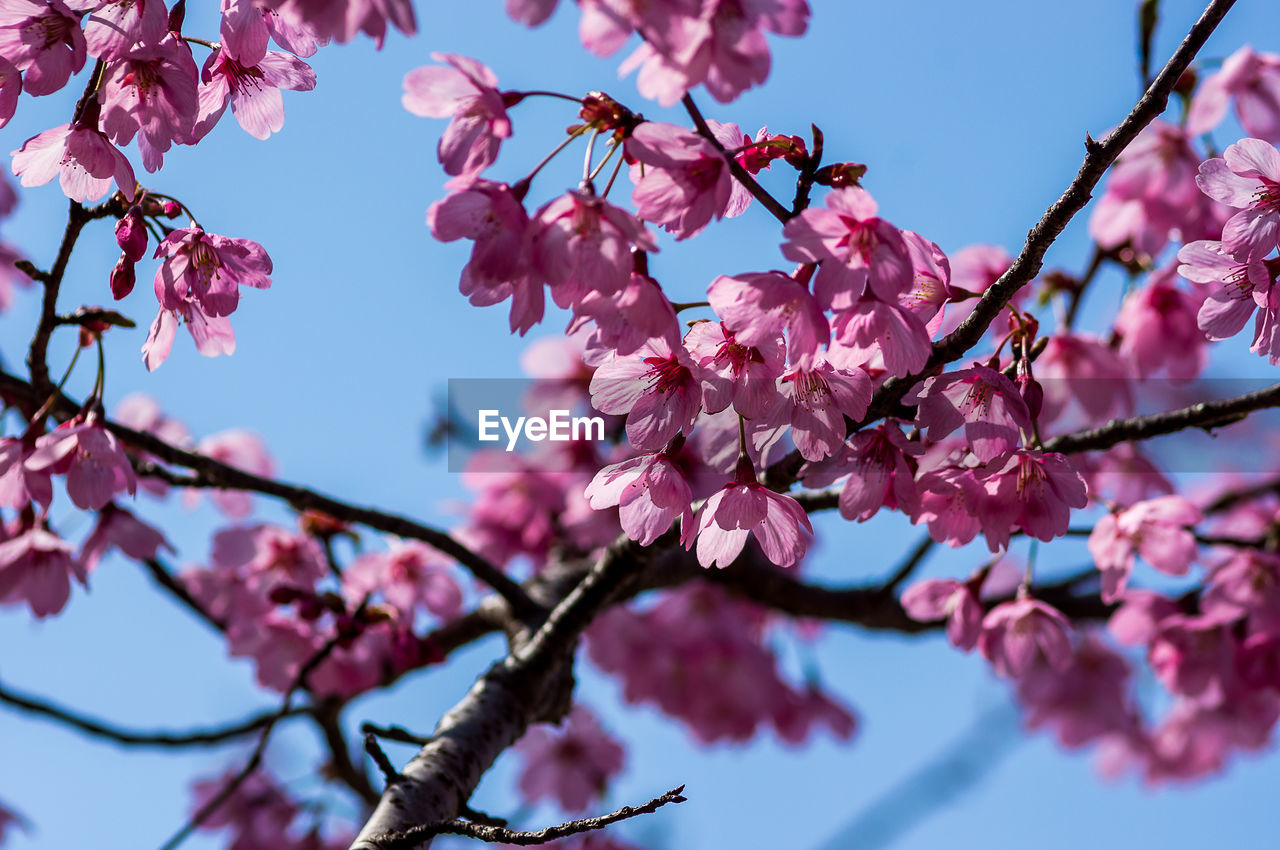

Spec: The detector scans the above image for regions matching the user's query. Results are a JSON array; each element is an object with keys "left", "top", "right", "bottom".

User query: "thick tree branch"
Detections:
[
  {"left": 0, "top": 369, "right": 542, "bottom": 622},
  {"left": 350, "top": 536, "right": 656, "bottom": 849}
]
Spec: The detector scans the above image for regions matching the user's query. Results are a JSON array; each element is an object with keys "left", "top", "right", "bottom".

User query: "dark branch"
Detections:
[
  {"left": 0, "top": 678, "right": 304, "bottom": 748},
  {"left": 0, "top": 369, "right": 542, "bottom": 622},
  {"left": 762, "top": 0, "right": 1238, "bottom": 490},
  {"left": 1043, "top": 382, "right": 1280, "bottom": 454},
  {"left": 375, "top": 786, "right": 686, "bottom": 849},
  {"left": 682, "top": 94, "right": 793, "bottom": 223}
]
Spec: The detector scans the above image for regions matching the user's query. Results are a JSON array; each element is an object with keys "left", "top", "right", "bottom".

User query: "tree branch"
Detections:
[
  {"left": 1042, "top": 382, "right": 1280, "bottom": 454},
  {"left": 682, "top": 93, "right": 793, "bottom": 223},
  {"left": 375, "top": 786, "right": 686, "bottom": 849},
  {"left": 0, "top": 678, "right": 304, "bottom": 748},
  {"left": 0, "top": 368, "right": 543, "bottom": 622},
  {"left": 762, "top": 0, "right": 1238, "bottom": 490}
]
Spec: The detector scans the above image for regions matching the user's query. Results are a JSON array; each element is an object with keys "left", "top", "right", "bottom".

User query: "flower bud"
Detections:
[
  {"left": 109, "top": 256, "right": 136, "bottom": 300},
  {"left": 115, "top": 209, "right": 147, "bottom": 262}
]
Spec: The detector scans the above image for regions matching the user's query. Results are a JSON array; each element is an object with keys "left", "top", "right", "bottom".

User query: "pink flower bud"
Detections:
[
  {"left": 109, "top": 256, "right": 136, "bottom": 300},
  {"left": 115, "top": 209, "right": 148, "bottom": 262}
]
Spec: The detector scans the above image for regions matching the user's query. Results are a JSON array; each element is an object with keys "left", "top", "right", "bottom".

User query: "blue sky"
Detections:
[{"left": 2, "top": 1, "right": 1280, "bottom": 848}]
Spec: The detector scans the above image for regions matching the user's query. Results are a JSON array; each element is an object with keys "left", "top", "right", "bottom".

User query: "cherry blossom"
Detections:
[
  {"left": 195, "top": 44, "right": 316, "bottom": 141},
  {"left": 402, "top": 53, "right": 511, "bottom": 177},
  {"left": 585, "top": 451, "right": 694, "bottom": 546},
  {"left": 0, "top": 0, "right": 85, "bottom": 96},
  {"left": 979, "top": 596, "right": 1073, "bottom": 677},
  {"left": 1188, "top": 45, "right": 1280, "bottom": 143},
  {"left": 690, "top": 455, "right": 812, "bottom": 568},
  {"left": 1089, "top": 496, "right": 1203, "bottom": 603},
  {"left": 626, "top": 121, "right": 733, "bottom": 239},
  {"left": 902, "top": 577, "right": 983, "bottom": 651},
  {"left": 11, "top": 118, "right": 136, "bottom": 203},
  {"left": 153, "top": 226, "right": 272, "bottom": 318},
  {"left": 1195, "top": 137, "right": 1280, "bottom": 261},
  {"left": 0, "top": 524, "right": 85, "bottom": 618},
  {"left": 515, "top": 705, "right": 625, "bottom": 812}
]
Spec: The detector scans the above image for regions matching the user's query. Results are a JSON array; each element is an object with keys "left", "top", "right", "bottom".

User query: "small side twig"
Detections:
[
  {"left": 375, "top": 785, "right": 686, "bottom": 849},
  {"left": 365, "top": 733, "right": 403, "bottom": 788},
  {"left": 361, "top": 721, "right": 434, "bottom": 747}
]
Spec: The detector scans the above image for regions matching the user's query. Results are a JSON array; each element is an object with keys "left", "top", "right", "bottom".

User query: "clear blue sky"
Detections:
[{"left": 2, "top": 1, "right": 1279, "bottom": 848}]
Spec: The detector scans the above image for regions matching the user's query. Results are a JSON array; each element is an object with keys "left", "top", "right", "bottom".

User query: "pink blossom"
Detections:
[
  {"left": 1202, "top": 550, "right": 1280, "bottom": 631},
  {"left": 1089, "top": 121, "right": 1209, "bottom": 258},
  {"left": 1114, "top": 265, "right": 1207, "bottom": 380},
  {"left": 772, "top": 683, "right": 857, "bottom": 744},
  {"left": 1075, "top": 440, "right": 1173, "bottom": 508},
  {"left": 194, "top": 45, "right": 316, "bottom": 141},
  {"left": 142, "top": 298, "right": 237, "bottom": 371},
  {"left": 402, "top": 53, "right": 511, "bottom": 177},
  {"left": 782, "top": 187, "right": 913, "bottom": 307},
  {"left": 1176, "top": 240, "right": 1276, "bottom": 350},
  {"left": 0, "top": 0, "right": 85, "bottom": 95},
  {"left": 79, "top": 0, "right": 168, "bottom": 60},
  {"left": 428, "top": 178, "right": 544, "bottom": 335},
  {"left": 99, "top": 35, "right": 201, "bottom": 172},
  {"left": 761, "top": 356, "right": 871, "bottom": 462},
  {"left": 979, "top": 596, "right": 1073, "bottom": 677},
  {"left": 937, "top": 243, "right": 1016, "bottom": 337},
  {"left": 706, "top": 270, "right": 828, "bottom": 368},
  {"left": 587, "top": 583, "right": 805, "bottom": 744},
  {"left": 899, "top": 228, "right": 951, "bottom": 334},
  {"left": 585, "top": 451, "right": 693, "bottom": 546},
  {"left": 0, "top": 55, "right": 21, "bottom": 128},
  {"left": 220, "top": 0, "right": 328, "bottom": 64},
  {"left": 515, "top": 705, "right": 625, "bottom": 813},
  {"left": 1034, "top": 333, "right": 1131, "bottom": 426},
  {"left": 1017, "top": 636, "right": 1139, "bottom": 749},
  {"left": 902, "top": 578, "right": 983, "bottom": 650},
  {"left": 186, "top": 430, "right": 274, "bottom": 518},
  {"left": 829, "top": 295, "right": 932, "bottom": 378},
  {"left": 1188, "top": 45, "right": 1280, "bottom": 143},
  {"left": 705, "top": 118, "right": 757, "bottom": 216},
  {"left": 615, "top": 0, "right": 809, "bottom": 106},
  {"left": 26, "top": 420, "right": 137, "bottom": 510},
  {"left": 1148, "top": 613, "right": 1239, "bottom": 704},
  {"left": 1195, "top": 137, "right": 1280, "bottom": 261},
  {"left": 341, "top": 539, "right": 463, "bottom": 620},
  {"left": 914, "top": 364, "right": 1032, "bottom": 463},
  {"left": 1088, "top": 496, "right": 1202, "bottom": 603},
  {"left": 531, "top": 189, "right": 657, "bottom": 307},
  {"left": 626, "top": 121, "right": 733, "bottom": 239},
  {"left": 690, "top": 456, "right": 812, "bottom": 568},
  {"left": 506, "top": 0, "right": 558, "bottom": 27},
  {"left": 589, "top": 338, "right": 701, "bottom": 451},
  {"left": 568, "top": 271, "right": 680, "bottom": 356},
  {"left": 0, "top": 437, "right": 52, "bottom": 508},
  {"left": 684, "top": 319, "right": 784, "bottom": 418},
  {"left": 976, "top": 449, "right": 1088, "bottom": 551},
  {"left": 153, "top": 226, "right": 272, "bottom": 318},
  {"left": 1108, "top": 589, "right": 1181, "bottom": 646},
  {"left": 80, "top": 504, "right": 172, "bottom": 571},
  {"left": 912, "top": 463, "right": 985, "bottom": 548},
  {"left": 260, "top": 0, "right": 415, "bottom": 45},
  {"left": 11, "top": 119, "right": 136, "bottom": 203},
  {"left": 823, "top": 420, "right": 921, "bottom": 521},
  {"left": 0, "top": 525, "right": 85, "bottom": 617}
]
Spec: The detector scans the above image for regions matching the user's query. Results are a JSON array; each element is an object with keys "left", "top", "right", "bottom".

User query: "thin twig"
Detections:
[
  {"left": 377, "top": 786, "right": 686, "bottom": 849},
  {"left": 682, "top": 94, "right": 793, "bottom": 223},
  {"left": 0, "top": 679, "right": 304, "bottom": 748}
]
